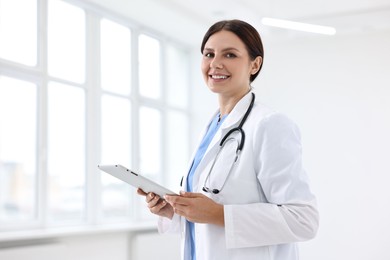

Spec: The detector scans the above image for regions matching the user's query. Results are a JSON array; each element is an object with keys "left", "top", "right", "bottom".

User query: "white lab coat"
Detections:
[{"left": 158, "top": 91, "right": 319, "bottom": 260}]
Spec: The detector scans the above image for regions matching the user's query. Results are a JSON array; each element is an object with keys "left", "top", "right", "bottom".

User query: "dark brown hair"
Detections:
[{"left": 200, "top": 19, "right": 264, "bottom": 82}]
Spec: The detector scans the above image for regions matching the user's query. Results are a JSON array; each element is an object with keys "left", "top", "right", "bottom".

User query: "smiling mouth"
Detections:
[{"left": 210, "top": 75, "right": 229, "bottom": 79}]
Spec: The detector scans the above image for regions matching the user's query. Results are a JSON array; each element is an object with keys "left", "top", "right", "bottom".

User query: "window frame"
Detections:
[{"left": 0, "top": 0, "right": 192, "bottom": 232}]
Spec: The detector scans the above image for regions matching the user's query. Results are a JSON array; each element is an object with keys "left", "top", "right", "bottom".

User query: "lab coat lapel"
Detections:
[
  {"left": 205, "top": 92, "right": 253, "bottom": 156},
  {"left": 191, "top": 92, "right": 254, "bottom": 191}
]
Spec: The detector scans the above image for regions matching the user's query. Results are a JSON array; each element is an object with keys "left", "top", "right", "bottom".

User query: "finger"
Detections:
[
  {"left": 165, "top": 195, "right": 190, "bottom": 206},
  {"left": 149, "top": 200, "right": 167, "bottom": 214},
  {"left": 171, "top": 202, "right": 188, "bottom": 213},
  {"left": 164, "top": 194, "right": 179, "bottom": 203},
  {"left": 137, "top": 188, "right": 147, "bottom": 196},
  {"left": 148, "top": 194, "right": 161, "bottom": 207},
  {"left": 145, "top": 192, "right": 157, "bottom": 203},
  {"left": 172, "top": 205, "right": 196, "bottom": 223},
  {"left": 172, "top": 207, "right": 185, "bottom": 217},
  {"left": 179, "top": 191, "right": 199, "bottom": 198}
]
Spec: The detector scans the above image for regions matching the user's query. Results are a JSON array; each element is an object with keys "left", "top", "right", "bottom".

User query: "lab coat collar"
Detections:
[
  {"left": 190, "top": 91, "right": 254, "bottom": 192},
  {"left": 220, "top": 91, "right": 254, "bottom": 131},
  {"left": 206, "top": 91, "right": 253, "bottom": 154}
]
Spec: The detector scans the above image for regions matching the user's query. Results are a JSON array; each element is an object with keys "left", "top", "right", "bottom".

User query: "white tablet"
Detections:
[{"left": 98, "top": 164, "right": 177, "bottom": 198}]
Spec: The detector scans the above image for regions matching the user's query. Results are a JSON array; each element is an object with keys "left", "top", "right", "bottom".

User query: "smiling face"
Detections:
[{"left": 201, "top": 30, "right": 261, "bottom": 98}]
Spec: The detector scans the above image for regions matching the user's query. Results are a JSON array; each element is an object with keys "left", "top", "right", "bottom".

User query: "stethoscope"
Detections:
[{"left": 181, "top": 92, "right": 255, "bottom": 194}]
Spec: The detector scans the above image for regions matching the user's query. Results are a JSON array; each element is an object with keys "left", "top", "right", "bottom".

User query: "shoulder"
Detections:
[
  {"left": 250, "top": 103, "right": 301, "bottom": 139},
  {"left": 251, "top": 103, "right": 296, "bottom": 126}
]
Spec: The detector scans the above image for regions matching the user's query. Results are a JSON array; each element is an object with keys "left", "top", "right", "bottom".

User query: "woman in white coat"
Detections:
[{"left": 138, "top": 19, "right": 319, "bottom": 260}]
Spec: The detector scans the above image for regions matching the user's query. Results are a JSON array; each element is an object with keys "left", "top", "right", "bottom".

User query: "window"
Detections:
[
  {"left": 165, "top": 44, "right": 190, "bottom": 190},
  {"left": 100, "top": 94, "right": 131, "bottom": 218},
  {"left": 166, "top": 110, "right": 189, "bottom": 189},
  {"left": 166, "top": 45, "right": 189, "bottom": 108},
  {"left": 100, "top": 19, "right": 131, "bottom": 95},
  {"left": 139, "top": 34, "right": 161, "bottom": 99},
  {"left": 48, "top": 0, "right": 85, "bottom": 83},
  {"left": 0, "top": 76, "right": 37, "bottom": 223},
  {"left": 47, "top": 82, "right": 86, "bottom": 222},
  {"left": 139, "top": 106, "right": 162, "bottom": 176},
  {"left": 0, "top": 0, "right": 37, "bottom": 66},
  {"left": 0, "top": 0, "right": 191, "bottom": 230},
  {"left": 99, "top": 18, "right": 133, "bottom": 220}
]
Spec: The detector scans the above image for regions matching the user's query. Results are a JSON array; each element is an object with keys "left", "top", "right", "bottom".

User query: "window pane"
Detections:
[
  {"left": 139, "top": 107, "right": 161, "bottom": 175},
  {"left": 100, "top": 19, "right": 131, "bottom": 95},
  {"left": 136, "top": 107, "right": 162, "bottom": 222},
  {"left": 47, "top": 82, "right": 85, "bottom": 222},
  {"left": 139, "top": 35, "right": 161, "bottom": 99},
  {"left": 48, "top": 0, "right": 85, "bottom": 83},
  {"left": 100, "top": 94, "right": 131, "bottom": 218},
  {"left": 166, "top": 45, "right": 189, "bottom": 108},
  {"left": 166, "top": 111, "right": 189, "bottom": 190},
  {"left": 0, "top": 0, "right": 37, "bottom": 66},
  {"left": 0, "top": 76, "right": 37, "bottom": 223}
]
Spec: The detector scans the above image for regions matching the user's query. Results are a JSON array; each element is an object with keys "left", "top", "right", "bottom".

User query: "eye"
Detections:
[
  {"left": 226, "top": 53, "right": 236, "bottom": 58},
  {"left": 204, "top": 52, "right": 214, "bottom": 58}
]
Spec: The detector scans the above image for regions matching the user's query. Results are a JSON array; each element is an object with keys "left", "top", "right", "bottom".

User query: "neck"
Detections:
[{"left": 218, "top": 88, "right": 251, "bottom": 116}]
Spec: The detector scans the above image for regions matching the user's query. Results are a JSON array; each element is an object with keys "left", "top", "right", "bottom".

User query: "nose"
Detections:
[{"left": 210, "top": 57, "right": 223, "bottom": 69}]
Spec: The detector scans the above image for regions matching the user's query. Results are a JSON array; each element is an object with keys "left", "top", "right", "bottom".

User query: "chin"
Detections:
[{"left": 207, "top": 86, "right": 223, "bottom": 94}]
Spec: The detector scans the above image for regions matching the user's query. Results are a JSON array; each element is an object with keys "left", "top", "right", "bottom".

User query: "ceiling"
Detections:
[{"left": 85, "top": 0, "right": 390, "bottom": 46}]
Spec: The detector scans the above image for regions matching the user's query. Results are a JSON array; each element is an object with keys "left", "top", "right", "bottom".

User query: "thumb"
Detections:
[{"left": 179, "top": 190, "right": 198, "bottom": 198}]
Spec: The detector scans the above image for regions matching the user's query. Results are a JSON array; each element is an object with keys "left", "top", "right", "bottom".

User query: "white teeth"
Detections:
[{"left": 211, "top": 75, "right": 228, "bottom": 79}]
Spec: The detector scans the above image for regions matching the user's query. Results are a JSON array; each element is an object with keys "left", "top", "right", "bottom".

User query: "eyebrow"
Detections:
[{"left": 203, "top": 47, "right": 240, "bottom": 53}]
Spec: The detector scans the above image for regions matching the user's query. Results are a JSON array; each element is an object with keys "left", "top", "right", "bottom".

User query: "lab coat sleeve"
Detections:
[
  {"left": 157, "top": 213, "right": 181, "bottom": 234},
  {"left": 224, "top": 113, "right": 319, "bottom": 248}
]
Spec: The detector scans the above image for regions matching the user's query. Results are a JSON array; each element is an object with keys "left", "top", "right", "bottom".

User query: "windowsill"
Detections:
[{"left": 0, "top": 221, "right": 158, "bottom": 243}]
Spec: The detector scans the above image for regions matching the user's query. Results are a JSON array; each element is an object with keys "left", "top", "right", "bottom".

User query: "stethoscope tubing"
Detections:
[
  {"left": 182, "top": 92, "right": 256, "bottom": 194},
  {"left": 219, "top": 92, "right": 255, "bottom": 151}
]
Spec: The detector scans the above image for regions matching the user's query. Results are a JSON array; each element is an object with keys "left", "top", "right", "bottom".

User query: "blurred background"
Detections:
[{"left": 0, "top": 0, "right": 389, "bottom": 259}]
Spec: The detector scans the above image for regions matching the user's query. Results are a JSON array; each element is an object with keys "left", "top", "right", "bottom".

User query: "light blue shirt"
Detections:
[{"left": 186, "top": 113, "right": 227, "bottom": 260}]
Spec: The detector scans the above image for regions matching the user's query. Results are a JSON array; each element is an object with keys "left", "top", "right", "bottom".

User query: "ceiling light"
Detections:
[{"left": 261, "top": 17, "right": 336, "bottom": 35}]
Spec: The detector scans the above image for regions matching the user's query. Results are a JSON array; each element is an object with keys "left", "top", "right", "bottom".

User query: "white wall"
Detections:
[{"left": 191, "top": 29, "right": 390, "bottom": 259}]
